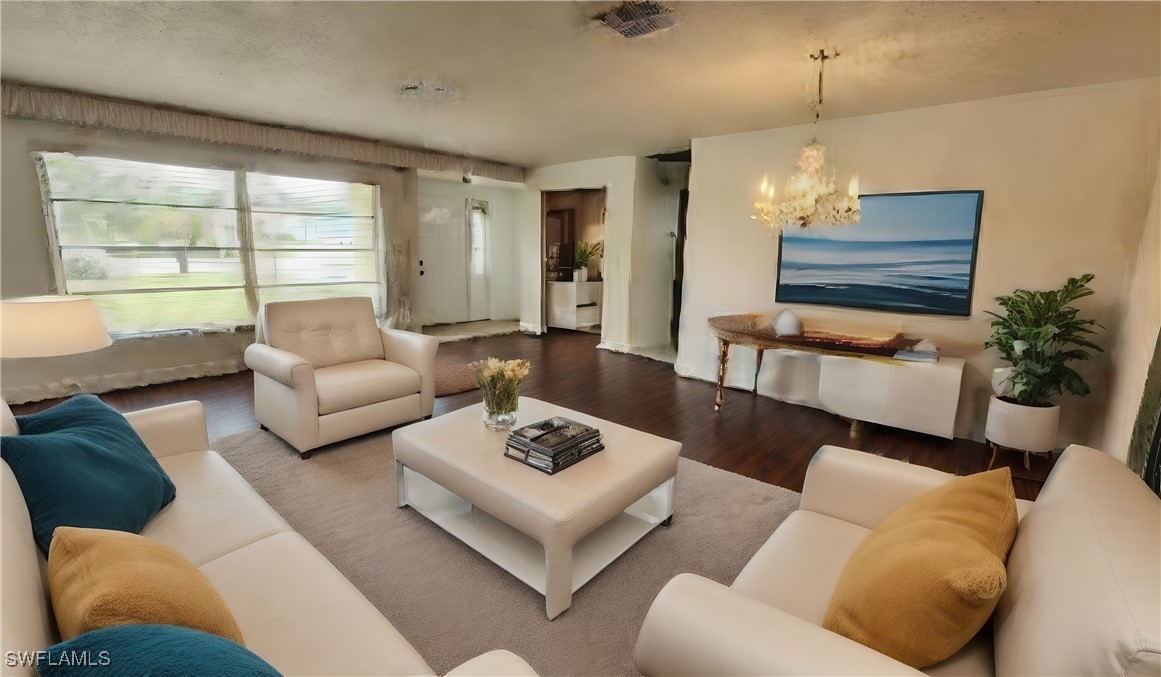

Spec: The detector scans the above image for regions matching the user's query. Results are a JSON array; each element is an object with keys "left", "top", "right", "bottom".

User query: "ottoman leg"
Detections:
[
  {"left": 544, "top": 545, "right": 573, "bottom": 620},
  {"left": 396, "top": 460, "right": 408, "bottom": 508}
]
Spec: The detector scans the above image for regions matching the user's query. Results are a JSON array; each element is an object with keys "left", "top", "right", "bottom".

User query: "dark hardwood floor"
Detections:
[{"left": 10, "top": 330, "right": 1046, "bottom": 499}]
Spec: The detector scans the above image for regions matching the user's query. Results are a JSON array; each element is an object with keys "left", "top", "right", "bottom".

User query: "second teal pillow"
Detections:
[{"left": 36, "top": 624, "right": 280, "bottom": 676}]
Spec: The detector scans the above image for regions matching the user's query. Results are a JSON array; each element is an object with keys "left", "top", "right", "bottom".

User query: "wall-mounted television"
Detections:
[{"left": 776, "top": 190, "right": 984, "bottom": 317}]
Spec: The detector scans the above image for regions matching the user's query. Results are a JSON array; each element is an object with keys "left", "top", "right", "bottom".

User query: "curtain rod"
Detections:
[{"left": 2, "top": 82, "right": 525, "bottom": 184}]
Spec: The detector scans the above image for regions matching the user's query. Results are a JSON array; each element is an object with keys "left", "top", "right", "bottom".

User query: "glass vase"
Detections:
[{"left": 483, "top": 405, "right": 518, "bottom": 432}]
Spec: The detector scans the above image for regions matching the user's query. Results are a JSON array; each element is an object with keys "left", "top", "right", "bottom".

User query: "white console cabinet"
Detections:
[
  {"left": 818, "top": 355, "right": 965, "bottom": 439},
  {"left": 547, "top": 281, "right": 603, "bottom": 330}
]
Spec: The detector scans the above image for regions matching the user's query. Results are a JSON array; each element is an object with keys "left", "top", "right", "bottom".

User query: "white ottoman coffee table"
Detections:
[{"left": 392, "top": 397, "right": 680, "bottom": 619}]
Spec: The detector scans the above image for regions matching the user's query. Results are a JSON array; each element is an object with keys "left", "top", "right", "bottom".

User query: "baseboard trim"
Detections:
[{"left": 2, "top": 359, "right": 246, "bottom": 404}]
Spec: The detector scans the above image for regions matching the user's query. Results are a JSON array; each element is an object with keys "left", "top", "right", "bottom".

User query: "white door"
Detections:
[
  {"left": 417, "top": 195, "right": 468, "bottom": 325},
  {"left": 467, "top": 202, "right": 489, "bottom": 321}
]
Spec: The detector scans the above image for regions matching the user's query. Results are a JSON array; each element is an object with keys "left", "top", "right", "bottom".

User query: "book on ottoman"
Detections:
[{"left": 504, "top": 417, "right": 604, "bottom": 474}]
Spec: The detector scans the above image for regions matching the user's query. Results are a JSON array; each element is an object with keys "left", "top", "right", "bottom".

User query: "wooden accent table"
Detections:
[{"left": 706, "top": 314, "right": 935, "bottom": 412}]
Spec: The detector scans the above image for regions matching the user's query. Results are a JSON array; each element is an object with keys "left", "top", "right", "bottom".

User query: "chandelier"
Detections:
[{"left": 752, "top": 49, "right": 860, "bottom": 232}]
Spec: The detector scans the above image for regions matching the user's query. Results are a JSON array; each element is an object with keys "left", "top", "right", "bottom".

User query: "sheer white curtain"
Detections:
[{"left": 380, "top": 167, "right": 420, "bottom": 330}]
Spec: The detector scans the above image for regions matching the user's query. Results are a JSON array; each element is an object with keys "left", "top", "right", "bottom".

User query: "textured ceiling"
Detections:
[{"left": 2, "top": 2, "right": 1158, "bottom": 168}]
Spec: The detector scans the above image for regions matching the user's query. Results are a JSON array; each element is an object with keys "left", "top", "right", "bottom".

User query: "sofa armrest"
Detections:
[
  {"left": 123, "top": 401, "right": 210, "bottom": 459},
  {"left": 380, "top": 328, "right": 439, "bottom": 416},
  {"left": 800, "top": 445, "right": 955, "bottom": 530},
  {"left": 635, "top": 574, "right": 923, "bottom": 677},
  {"left": 244, "top": 343, "right": 315, "bottom": 389},
  {"left": 446, "top": 650, "right": 538, "bottom": 676}
]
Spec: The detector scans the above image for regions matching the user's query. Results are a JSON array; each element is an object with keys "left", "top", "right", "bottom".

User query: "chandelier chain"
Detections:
[{"left": 809, "top": 49, "right": 832, "bottom": 127}]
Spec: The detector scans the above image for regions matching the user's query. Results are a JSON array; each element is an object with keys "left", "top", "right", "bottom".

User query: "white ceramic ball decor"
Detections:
[{"left": 772, "top": 309, "right": 802, "bottom": 337}]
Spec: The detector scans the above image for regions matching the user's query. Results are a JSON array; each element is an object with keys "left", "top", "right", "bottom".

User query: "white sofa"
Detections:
[
  {"left": 245, "top": 297, "right": 439, "bottom": 458},
  {"left": 1, "top": 400, "right": 535, "bottom": 676},
  {"left": 635, "top": 444, "right": 1160, "bottom": 676}
]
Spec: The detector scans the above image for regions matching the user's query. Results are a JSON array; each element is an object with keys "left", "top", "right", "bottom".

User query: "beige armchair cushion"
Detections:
[
  {"left": 314, "top": 360, "right": 421, "bottom": 416},
  {"left": 732, "top": 510, "right": 869, "bottom": 625},
  {"left": 263, "top": 297, "right": 383, "bottom": 368}
]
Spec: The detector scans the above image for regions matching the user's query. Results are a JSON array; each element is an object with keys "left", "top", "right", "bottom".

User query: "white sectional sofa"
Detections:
[{"left": 1, "top": 400, "right": 536, "bottom": 676}]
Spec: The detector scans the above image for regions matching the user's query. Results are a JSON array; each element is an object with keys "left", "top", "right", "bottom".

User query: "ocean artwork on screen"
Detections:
[{"left": 776, "top": 191, "right": 983, "bottom": 316}]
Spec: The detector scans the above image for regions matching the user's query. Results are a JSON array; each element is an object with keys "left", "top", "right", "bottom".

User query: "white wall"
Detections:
[
  {"left": 677, "top": 78, "right": 1160, "bottom": 445},
  {"left": 515, "top": 190, "right": 544, "bottom": 334},
  {"left": 415, "top": 176, "right": 520, "bottom": 322},
  {"left": 525, "top": 157, "right": 638, "bottom": 349},
  {"left": 1101, "top": 155, "right": 1161, "bottom": 461}
]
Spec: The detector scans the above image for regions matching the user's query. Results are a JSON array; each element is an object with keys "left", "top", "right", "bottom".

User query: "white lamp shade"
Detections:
[{"left": 1, "top": 296, "right": 112, "bottom": 358}]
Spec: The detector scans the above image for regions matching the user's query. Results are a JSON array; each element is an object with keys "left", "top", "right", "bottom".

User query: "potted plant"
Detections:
[
  {"left": 983, "top": 274, "right": 1103, "bottom": 456},
  {"left": 574, "top": 241, "right": 602, "bottom": 282}
]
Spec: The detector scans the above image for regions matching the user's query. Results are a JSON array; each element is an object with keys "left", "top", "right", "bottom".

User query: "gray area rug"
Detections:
[{"left": 213, "top": 427, "right": 800, "bottom": 676}]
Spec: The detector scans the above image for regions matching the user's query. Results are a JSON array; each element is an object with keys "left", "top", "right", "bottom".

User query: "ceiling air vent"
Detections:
[{"left": 601, "top": 1, "right": 677, "bottom": 39}]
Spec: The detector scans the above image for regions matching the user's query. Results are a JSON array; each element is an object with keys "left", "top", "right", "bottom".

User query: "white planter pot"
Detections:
[
  {"left": 575, "top": 268, "right": 589, "bottom": 282},
  {"left": 984, "top": 395, "right": 1060, "bottom": 453}
]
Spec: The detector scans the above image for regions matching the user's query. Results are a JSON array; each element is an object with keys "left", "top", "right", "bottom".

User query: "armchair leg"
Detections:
[
  {"left": 300, "top": 450, "right": 313, "bottom": 460},
  {"left": 259, "top": 424, "right": 268, "bottom": 431}
]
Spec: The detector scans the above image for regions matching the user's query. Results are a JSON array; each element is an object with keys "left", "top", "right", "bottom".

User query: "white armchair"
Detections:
[
  {"left": 635, "top": 445, "right": 1159, "bottom": 676},
  {"left": 244, "top": 297, "right": 438, "bottom": 458}
]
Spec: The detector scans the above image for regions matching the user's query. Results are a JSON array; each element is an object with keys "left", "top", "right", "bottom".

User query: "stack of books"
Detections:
[{"left": 504, "top": 417, "right": 604, "bottom": 475}]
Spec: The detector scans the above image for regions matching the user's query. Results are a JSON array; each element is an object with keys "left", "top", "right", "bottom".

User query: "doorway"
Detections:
[{"left": 543, "top": 189, "right": 606, "bottom": 332}]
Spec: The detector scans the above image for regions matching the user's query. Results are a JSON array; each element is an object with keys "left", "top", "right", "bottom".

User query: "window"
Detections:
[
  {"left": 246, "top": 172, "right": 380, "bottom": 307},
  {"left": 37, "top": 153, "right": 380, "bottom": 334},
  {"left": 468, "top": 200, "right": 487, "bottom": 276}
]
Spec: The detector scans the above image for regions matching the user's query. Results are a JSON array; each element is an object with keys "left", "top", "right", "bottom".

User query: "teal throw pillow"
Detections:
[{"left": 1, "top": 394, "right": 176, "bottom": 553}]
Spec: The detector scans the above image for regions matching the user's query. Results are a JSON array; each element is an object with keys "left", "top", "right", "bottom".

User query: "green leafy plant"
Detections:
[
  {"left": 983, "top": 274, "right": 1103, "bottom": 407},
  {"left": 574, "top": 240, "right": 602, "bottom": 269}
]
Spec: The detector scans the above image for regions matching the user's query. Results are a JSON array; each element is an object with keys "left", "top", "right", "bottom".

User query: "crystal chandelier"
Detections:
[{"left": 752, "top": 49, "right": 860, "bottom": 232}]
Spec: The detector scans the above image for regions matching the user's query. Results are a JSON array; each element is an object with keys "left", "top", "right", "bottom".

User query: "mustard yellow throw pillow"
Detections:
[
  {"left": 822, "top": 468, "right": 1017, "bottom": 668},
  {"left": 48, "top": 527, "right": 244, "bottom": 644}
]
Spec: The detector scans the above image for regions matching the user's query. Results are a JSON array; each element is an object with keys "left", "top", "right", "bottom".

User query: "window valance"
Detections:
[{"left": 2, "top": 82, "right": 524, "bottom": 183}]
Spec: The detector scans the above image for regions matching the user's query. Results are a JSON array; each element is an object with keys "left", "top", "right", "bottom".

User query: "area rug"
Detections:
[
  {"left": 434, "top": 361, "right": 480, "bottom": 397},
  {"left": 213, "top": 428, "right": 800, "bottom": 676}
]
